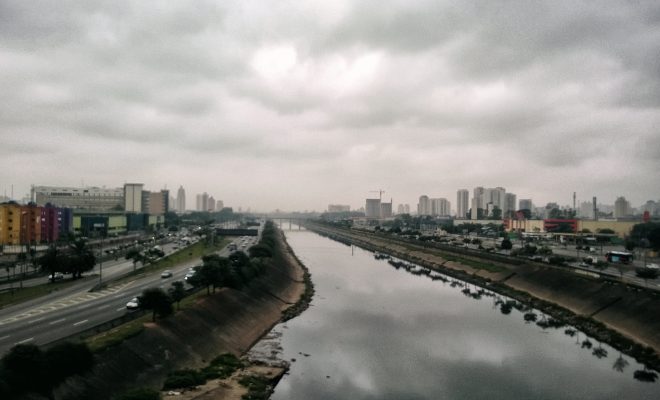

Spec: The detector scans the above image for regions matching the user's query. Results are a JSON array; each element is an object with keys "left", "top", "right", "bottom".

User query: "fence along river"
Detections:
[{"left": 248, "top": 228, "right": 658, "bottom": 399}]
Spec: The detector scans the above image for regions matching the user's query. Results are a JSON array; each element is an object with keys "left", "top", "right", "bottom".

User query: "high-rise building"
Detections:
[
  {"left": 216, "top": 200, "right": 224, "bottom": 210},
  {"left": 397, "top": 204, "right": 405, "bottom": 215},
  {"left": 142, "top": 190, "right": 168, "bottom": 215},
  {"left": 365, "top": 198, "right": 381, "bottom": 218},
  {"left": 430, "top": 198, "right": 451, "bottom": 216},
  {"left": 380, "top": 201, "right": 393, "bottom": 218},
  {"left": 196, "top": 192, "right": 210, "bottom": 211},
  {"left": 456, "top": 189, "right": 469, "bottom": 219},
  {"left": 417, "top": 195, "right": 430, "bottom": 216},
  {"left": 473, "top": 187, "right": 484, "bottom": 210},
  {"left": 519, "top": 199, "right": 533, "bottom": 211},
  {"left": 614, "top": 196, "right": 631, "bottom": 218},
  {"left": 176, "top": 186, "right": 186, "bottom": 213},
  {"left": 208, "top": 196, "right": 216, "bottom": 212},
  {"left": 504, "top": 193, "right": 517, "bottom": 218},
  {"left": 124, "top": 183, "right": 144, "bottom": 213},
  {"left": 404, "top": 204, "right": 410, "bottom": 214}
]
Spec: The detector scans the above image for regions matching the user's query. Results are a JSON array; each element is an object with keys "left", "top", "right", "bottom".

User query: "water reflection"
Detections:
[{"left": 261, "top": 231, "right": 659, "bottom": 399}]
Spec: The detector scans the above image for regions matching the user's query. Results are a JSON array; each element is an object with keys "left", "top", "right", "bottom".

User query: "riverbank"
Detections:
[
  {"left": 306, "top": 223, "right": 660, "bottom": 371},
  {"left": 55, "top": 228, "right": 310, "bottom": 400}
]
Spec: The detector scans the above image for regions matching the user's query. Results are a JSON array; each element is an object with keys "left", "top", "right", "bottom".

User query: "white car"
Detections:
[
  {"left": 161, "top": 270, "right": 173, "bottom": 278},
  {"left": 126, "top": 297, "right": 140, "bottom": 310}
]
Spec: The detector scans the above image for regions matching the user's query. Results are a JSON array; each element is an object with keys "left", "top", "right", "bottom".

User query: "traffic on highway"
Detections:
[{"left": 0, "top": 227, "right": 262, "bottom": 356}]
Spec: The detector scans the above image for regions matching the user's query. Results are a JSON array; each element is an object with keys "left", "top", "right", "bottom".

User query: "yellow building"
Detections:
[{"left": 0, "top": 203, "right": 42, "bottom": 245}]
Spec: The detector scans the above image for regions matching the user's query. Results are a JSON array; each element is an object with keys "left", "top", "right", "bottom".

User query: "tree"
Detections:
[
  {"left": 1, "top": 344, "right": 49, "bottom": 398},
  {"left": 168, "top": 281, "right": 186, "bottom": 310},
  {"left": 125, "top": 247, "right": 145, "bottom": 272},
  {"left": 490, "top": 207, "right": 502, "bottom": 220},
  {"left": 249, "top": 244, "right": 273, "bottom": 258},
  {"left": 68, "top": 238, "right": 96, "bottom": 278},
  {"left": 140, "top": 288, "right": 173, "bottom": 321},
  {"left": 625, "top": 240, "right": 635, "bottom": 252},
  {"left": 44, "top": 342, "right": 94, "bottom": 388},
  {"left": 38, "top": 245, "right": 66, "bottom": 278},
  {"left": 500, "top": 238, "right": 513, "bottom": 252}
]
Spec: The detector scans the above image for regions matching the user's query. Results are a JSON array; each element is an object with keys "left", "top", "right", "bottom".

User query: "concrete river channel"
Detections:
[{"left": 248, "top": 229, "right": 659, "bottom": 399}]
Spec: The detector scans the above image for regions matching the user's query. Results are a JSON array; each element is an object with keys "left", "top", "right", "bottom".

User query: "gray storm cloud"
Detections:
[{"left": 1, "top": 0, "right": 659, "bottom": 210}]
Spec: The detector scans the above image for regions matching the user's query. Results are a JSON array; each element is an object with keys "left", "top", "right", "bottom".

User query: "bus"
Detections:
[{"left": 605, "top": 251, "right": 633, "bottom": 264}]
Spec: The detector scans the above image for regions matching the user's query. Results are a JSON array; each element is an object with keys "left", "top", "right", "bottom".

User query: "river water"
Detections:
[{"left": 251, "top": 229, "right": 659, "bottom": 399}]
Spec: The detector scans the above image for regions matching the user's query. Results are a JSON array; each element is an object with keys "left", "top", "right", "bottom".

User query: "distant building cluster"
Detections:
[
  {"left": 352, "top": 185, "right": 659, "bottom": 239},
  {"left": 0, "top": 182, "right": 226, "bottom": 247}
]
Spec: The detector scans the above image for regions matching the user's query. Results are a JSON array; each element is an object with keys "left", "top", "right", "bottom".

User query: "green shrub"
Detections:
[
  {"left": 113, "top": 388, "right": 161, "bottom": 400},
  {"left": 162, "top": 369, "right": 205, "bottom": 390}
]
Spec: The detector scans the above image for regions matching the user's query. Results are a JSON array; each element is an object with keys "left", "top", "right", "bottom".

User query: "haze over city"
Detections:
[{"left": 1, "top": 0, "right": 659, "bottom": 211}]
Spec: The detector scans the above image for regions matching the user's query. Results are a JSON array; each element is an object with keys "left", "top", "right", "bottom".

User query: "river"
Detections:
[{"left": 250, "top": 229, "right": 658, "bottom": 399}]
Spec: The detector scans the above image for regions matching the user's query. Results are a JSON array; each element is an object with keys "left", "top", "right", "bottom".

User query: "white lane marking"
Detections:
[
  {"left": 116, "top": 307, "right": 126, "bottom": 312},
  {"left": 49, "top": 318, "right": 66, "bottom": 325},
  {"left": 27, "top": 317, "right": 45, "bottom": 324},
  {"left": 0, "top": 335, "right": 10, "bottom": 341},
  {"left": 73, "top": 319, "right": 88, "bottom": 326},
  {"left": 97, "top": 304, "right": 110, "bottom": 310},
  {"left": 16, "top": 337, "right": 34, "bottom": 344}
]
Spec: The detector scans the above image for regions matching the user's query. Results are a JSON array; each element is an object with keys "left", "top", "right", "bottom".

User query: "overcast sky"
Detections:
[{"left": 1, "top": 0, "right": 659, "bottom": 212}]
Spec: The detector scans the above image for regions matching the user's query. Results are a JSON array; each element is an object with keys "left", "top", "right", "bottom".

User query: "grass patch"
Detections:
[
  {"left": 85, "top": 313, "right": 150, "bottom": 353},
  {"left": 239, "top": 375, "right": 273, "bottom": 400},
  {"left": 0, "top": 277, "right": 89, "bottom": 308},
  {"left": 162, "top": 353, "right": 244, "bottom": 390}
]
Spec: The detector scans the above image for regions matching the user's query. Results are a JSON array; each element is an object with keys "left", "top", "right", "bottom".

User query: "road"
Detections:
[{"left": 0, "top": 234, "right": 259, "bottom": 356}]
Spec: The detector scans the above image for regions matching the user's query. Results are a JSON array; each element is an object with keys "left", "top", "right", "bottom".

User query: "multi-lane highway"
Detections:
[{"left": 0, "top": 234, "right": 259, "bottom": 355}]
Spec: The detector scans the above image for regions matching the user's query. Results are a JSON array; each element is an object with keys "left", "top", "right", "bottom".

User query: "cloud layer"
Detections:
[{"left": 1, "top": 0, "right": 659, "bottom": 211}]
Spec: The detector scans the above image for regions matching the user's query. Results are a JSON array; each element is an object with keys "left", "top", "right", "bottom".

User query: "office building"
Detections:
[
  {"left": 208, "top": 196, "right": 216, "bottom": 212},
  {"left": 32, "top": 185, "right": 123, "bottom": 211},
  {"left": 124, "top": 183, "right": 144, "bottom": 213},
  {"left": 216, "top": 200, "right": 224, "bottom": 210}
]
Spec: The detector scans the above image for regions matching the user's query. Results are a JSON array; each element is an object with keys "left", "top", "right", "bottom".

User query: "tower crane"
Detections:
[{"left": 369, "top": 189, "right": 386, "bottom": 202}]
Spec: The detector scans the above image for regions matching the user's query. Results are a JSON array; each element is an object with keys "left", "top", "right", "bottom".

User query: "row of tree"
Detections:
[
  {"left": 38, "top": 238, "right": 97, "bottom": 279},
  {"left": 137, "top": 221, "right": 279, "bottom": 321}
]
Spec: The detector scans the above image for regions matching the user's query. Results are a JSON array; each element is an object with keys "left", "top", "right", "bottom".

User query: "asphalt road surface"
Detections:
[{"left": 0, "top": 237, "right": 254, "bottom": 356}]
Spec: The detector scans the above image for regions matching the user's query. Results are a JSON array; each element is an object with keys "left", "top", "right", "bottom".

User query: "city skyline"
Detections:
[{"left": 1, "top": 1, "right": 659, "bottom": 211}]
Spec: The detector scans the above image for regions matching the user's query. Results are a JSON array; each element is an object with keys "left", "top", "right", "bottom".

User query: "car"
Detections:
[
  {"left": 126, "top": 297, "right": 140, "bottom": 310},
  {"left": 49, "top": 272, "right": 64, "bottom": 282},
  {"left": 161, "top": 270, "right": 173, "bottom": 278},
  {"left": 184, "top": 271, "right": 196, "bottom": 281}
]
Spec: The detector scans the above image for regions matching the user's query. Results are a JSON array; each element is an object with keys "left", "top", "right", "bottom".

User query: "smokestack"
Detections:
[
  {"left": 592, "top": 196, "right": 598, "bottom": 221},
  {"left": 573, "top": 192, "right": 576, "bottom": 212}
]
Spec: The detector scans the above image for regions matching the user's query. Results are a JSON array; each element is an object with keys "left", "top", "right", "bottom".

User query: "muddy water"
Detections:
[{"left": 248, "top": 230, "right": 658, "bottom": 399}]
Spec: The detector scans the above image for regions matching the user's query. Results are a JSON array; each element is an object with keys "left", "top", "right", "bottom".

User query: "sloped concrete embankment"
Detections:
[{"left": 57, "top": 231, "right": 305, "bottom": 400}]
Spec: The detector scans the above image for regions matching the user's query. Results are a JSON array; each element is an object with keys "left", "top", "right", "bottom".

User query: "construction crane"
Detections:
[{"left": 369, "top": 189, "right": 386, "bottom": 201}]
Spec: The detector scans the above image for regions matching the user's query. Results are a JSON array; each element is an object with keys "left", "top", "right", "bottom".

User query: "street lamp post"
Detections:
[{"left": 93, "top": 223, "right": 105, "bottom": 286}]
